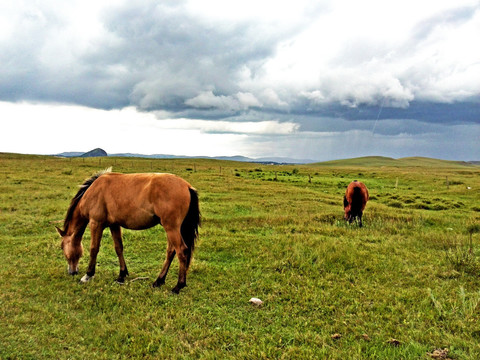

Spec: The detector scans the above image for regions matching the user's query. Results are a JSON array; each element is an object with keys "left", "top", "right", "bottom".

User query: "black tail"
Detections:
[
  {"left": 181, "top": 187, "right": 200, "bottom": 268},
  {"left": 352, "top": 186, "right": 362, "bottom": 198},
  {"left": 351, "top": 186, "right": 363, "bottom": 213}
]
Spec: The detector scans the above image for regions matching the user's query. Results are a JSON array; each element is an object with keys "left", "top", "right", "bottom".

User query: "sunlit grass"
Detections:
[{"left": 0, "top": 153, "right": 479, "bottom": 359}]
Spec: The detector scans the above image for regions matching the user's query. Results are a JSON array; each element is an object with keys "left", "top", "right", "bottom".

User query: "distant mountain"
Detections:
[
  {"left": 108, "top": 153, "right": 316, "bottom": 164},
  {"left": 49, "top": 151, "right": 480, "bottom": 166},
  {"left": 56, "top": 150, "right": 316, "bottom": 164},
  {"left": 57, "top": 148, "right": 107, "bottom": 158},
  {"left": 110, "top": 153, "right": 185, "bottom": 159},
  {"left": 80, "top": 148, "right": 108, "bottom": 157},
  {"left": 256, "top": 156, "right": 318, "bottom": 164},
  {"left": 59, "top": 151, "right": 477, "bottom": 166},
  {"left": 202, "top": 155, "right": 317, "bottom": 164},
  {"left": 56, "top": 151, "right": 85, "bottom": 157}
]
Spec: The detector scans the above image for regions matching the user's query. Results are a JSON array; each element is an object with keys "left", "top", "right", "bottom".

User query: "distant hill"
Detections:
[
  {"left": 80, "top": 148, "right": 107, "bottom": 157},
  {"left": 56, "top": 151, "right": 315, "bottom": 164},
  {"left": 317, "top": 156, "right": 397, "bottom": 167},
  {"left": 109, "top": 153, "right": 316, "bottom": 164},
  {"left": 52, "top": 150, "right": 478, "bottom": 166},
  {"left": 56, "top": 151, "right": 84, "bottom": 157},
  {"left": 314, "top": 156, "right": 476, "bottom": 168},
  {"left": 57, "top": 148, "right": 107, "bottom": 158}
]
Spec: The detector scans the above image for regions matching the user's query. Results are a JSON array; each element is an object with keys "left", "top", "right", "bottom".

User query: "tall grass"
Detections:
[{"left": 0, "top": 154, "right": 479, "bottom": 359}]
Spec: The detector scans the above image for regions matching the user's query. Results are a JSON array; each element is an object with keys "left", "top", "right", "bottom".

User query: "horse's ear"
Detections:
[
  {"left": 55, "top": 226, "right": 66, "bottom": 237},
  {"left": 343, "top": 196, "right": 349, "bottom": 208}
]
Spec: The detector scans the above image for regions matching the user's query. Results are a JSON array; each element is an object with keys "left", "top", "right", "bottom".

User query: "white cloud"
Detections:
[
  {"left": 258, "top": 88, "right": 289, "bottom": 107},
  {"left": 257, "top": 0, "right": 480, "bottom": 107},
  {"left": 2, "top": 0, "right": 479, "bottom": 111},
  {"left": 185, "top": 91, "right": 262, "bottom": 111},
  {"left": 153, "top": 119, "right": 299, "bottom": 135},
  {"left": 0, "top": 102, "right": 298, "bottom": 157},
  {"left": 185, "top": 0, "right": 325, "bottom": 24},
  {"left": 0, "top": 1, "right": 479, "bottom": 161}
]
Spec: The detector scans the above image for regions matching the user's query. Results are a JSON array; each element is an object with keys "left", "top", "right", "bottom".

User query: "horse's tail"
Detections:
[
  {"left": 351, "top": 186, "right": 363, "bottom": 211},
  {"left": 352, "top": 185, "right": 362, "bottom": 197},
  {"left": 181, "top": 187, "right": 200, "bottom": 269},
  {"left": 354, "top": 184, "right": 370, "bottom": 210}
]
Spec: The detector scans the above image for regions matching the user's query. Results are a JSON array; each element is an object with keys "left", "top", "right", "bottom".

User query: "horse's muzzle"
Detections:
[{"left": 68, "top": 266, "right": 79, "bottom": 275}]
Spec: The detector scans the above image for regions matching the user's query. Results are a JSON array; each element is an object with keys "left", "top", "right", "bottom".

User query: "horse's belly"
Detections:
[{"left": 110, "top": 210, "right": 160, "bottom": 230}]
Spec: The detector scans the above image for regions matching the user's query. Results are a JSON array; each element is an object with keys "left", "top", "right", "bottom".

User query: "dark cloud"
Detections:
[
  {"left": 293, "top": 99, "right": 480, "bottom": 124},
  {"left": 72, "top": 1, "right": 302, "bottom": 111},
  {"left": 0, "top": 0, "right": 478, "bottom": 140},
  {"left": 0, "top": 1, "right": 294, "bottom": 109}
]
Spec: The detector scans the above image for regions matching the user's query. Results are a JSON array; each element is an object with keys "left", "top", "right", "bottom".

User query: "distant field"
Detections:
[
  {"left": 315, "top": 155, "right": 475, "bottom": 168},
  {"left": 0, "top": 153, "right": 479, "bottom": 359}
]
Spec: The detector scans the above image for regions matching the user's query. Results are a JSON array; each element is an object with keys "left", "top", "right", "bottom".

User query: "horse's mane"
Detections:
[{"left": 63, "top": 167, "right": 112, "bottom": 231}]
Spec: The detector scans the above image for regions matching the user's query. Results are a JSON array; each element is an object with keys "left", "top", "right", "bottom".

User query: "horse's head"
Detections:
[
  {"left": 56, "top": 226, "right": 83, "bottom": 275},
  {"left": 343, "top": 196, "right": 353, "bottom": 223}
]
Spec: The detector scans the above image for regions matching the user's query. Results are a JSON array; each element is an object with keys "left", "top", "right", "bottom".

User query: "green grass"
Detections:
[{"left": 0, "top": 153, "right": 479, "bottom": 359}]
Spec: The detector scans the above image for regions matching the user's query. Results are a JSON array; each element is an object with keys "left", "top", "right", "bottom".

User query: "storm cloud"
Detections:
[{"left": 0, "top": 0, "right": 479, "bottom": 160}]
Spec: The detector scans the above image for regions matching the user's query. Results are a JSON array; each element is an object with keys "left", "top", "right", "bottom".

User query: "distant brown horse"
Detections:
[
  {"left": 56, "top": 168, "right": 200, "bottom": 293},
  {"left": 343, "top": 181, "right": 369, "bottom": 227}
]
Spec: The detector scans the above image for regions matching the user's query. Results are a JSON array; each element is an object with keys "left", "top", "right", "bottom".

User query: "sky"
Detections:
[{"left": 0, "top": 0, "right": 479, "bottom": 162}]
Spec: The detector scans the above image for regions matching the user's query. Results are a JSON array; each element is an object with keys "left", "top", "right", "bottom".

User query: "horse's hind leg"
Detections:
[
  {"left": 153, "top": 228, "right": 188, "bottom": 294},
  {"left": 110, "top": 225, "right": 129, "bottom": 283},
  {"left": 171, "top": 230, "right": 189, "bottom": 294},
  {"left": 152, "top": 242, "right": 176, "bottom": 288}
]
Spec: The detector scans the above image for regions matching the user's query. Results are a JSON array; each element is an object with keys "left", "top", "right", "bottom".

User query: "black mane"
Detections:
[{"left": 62, "top": 168, "right": 112, "bottom": 231}]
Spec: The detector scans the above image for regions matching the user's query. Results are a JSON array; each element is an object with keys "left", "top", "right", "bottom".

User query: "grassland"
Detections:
[{"left": 0, "top": 153, "right": 479, "bottom": 359}]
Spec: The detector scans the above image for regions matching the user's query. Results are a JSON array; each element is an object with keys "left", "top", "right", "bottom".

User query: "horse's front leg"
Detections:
[
  {"left": 81, "top": 221, "right": 104, "bottom": 283},
  {"left": 110, "top": 225, "right": 129, "bottom": 283}
]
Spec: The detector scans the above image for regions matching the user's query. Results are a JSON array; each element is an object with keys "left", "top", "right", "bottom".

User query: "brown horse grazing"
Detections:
[
  {"left": 343, "top": 181, "right": 369, "bottom": 227},
  {"left": 56, "top": 168, "right": 200, "bottom": 293}
]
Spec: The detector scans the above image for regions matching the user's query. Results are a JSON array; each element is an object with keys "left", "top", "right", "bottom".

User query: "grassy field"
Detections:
[{"left": 0, "top": 153, "right": 479, "bottom": 359}]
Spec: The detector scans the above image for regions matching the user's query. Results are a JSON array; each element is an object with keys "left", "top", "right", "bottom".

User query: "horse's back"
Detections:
[
  {"left": 346, "top": 181, "right": 369, "bottom": 208},
  {"left": 80, "top": 173, "right": 192, "bottom": 229}
]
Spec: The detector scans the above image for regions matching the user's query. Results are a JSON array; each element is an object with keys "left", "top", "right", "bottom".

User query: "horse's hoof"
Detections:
[
  {"left": 152, "top": 281, "right": 162, "bottom": 288},
  {"left": 119, "top": 268, "right": 129, "bottom": 279},
  {"left": 152, "top": 278, "right": 165, "bottom": 288},
  {"left": 116, "top": 278, "right": 125, "bottom": 284},
  {"left": 80, "top": 274, "right": 94, "bottom": 283},
  {"left": 171, "top": 283, "right": 186, "bottom": 294}
]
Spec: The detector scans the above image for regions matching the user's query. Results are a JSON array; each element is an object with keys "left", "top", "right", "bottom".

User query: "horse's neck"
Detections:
[{"left": 66, "top": 209, "right": 88, "bottom": 239}]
